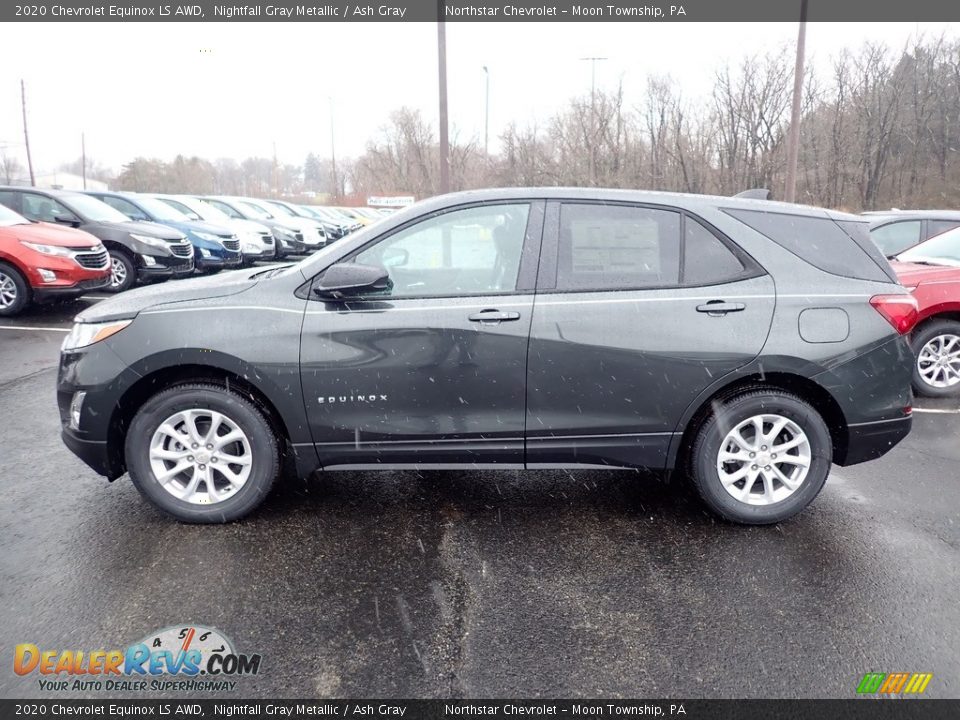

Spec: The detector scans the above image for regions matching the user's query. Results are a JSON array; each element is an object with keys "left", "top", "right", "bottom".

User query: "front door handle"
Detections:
[
  {"left": 696, "top": 300, "right": 746, "bottom": 316},
  {"left": 468, "top": 309, "right": 521, "bottom": 323}
]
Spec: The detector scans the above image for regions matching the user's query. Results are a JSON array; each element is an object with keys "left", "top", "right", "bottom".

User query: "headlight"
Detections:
[
  {"left": 130, "top": 233, "right": 173, "bottom": 251},
  {"left": 62, "top": 320, "right": 133, "bottom": 352},
  {"left": 20, "top": 240, "right": 74, "bottom": 257},
  {"left": 194, "top": 232, "right": 223, "bottom": 242}
]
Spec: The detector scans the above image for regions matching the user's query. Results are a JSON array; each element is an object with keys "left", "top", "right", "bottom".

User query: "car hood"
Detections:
[
  {"left": 76, "top": 267, "right": 264, "bottom": 323},
  {"left": 4, "top": 221, "right": 101, "bottom": 248},
  {"left": 891, "top": 261, "right": 960, "bottom": 285},
  {"left": 92, "top": 220, "right": 186, "bottom": 240},
  {"left": 177, "top": 219, "right": 235, "bottom": 237},
  {"left": 228, "top": 219, "right": 271, "bottom": 235}
]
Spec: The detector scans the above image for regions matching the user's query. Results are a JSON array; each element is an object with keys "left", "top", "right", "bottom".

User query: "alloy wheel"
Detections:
[
  {"left": 148, "top": 409, "right": 253, "bottom": 505},
  {"left": 716, "top": 413, "right": 811, "bottom": 506},
  {"left": 0, "top": 271, "right": 17, "bottom": 309},
  {"left": 110, "top": 255, "right": 127, "bottom": 289},
  {"left": 917, "top": 333, "right": 960, "bottom": 389}
]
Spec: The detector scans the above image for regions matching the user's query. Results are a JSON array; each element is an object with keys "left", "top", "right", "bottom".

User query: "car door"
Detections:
[
  {"left": 299, "top": 200, "right": 544, "bottom": 469},
  {"left": 526, "top": 200, "right": 775, "bottom": 470}
]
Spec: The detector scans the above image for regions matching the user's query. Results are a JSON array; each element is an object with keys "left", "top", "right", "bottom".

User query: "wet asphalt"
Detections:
[{"left": 0, "top": 291, "right": 958, "bottom": 700}]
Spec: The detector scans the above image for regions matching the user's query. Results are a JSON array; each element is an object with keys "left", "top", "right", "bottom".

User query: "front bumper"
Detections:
[
  {"left": 196, "top": 254, "right": 243, "bottom": 271},
  {"left": 137, "top": 254, "right": 194, "bottom": 280},
  {"left": 33, "top": 275, "right": 111, "bottom": 300}
]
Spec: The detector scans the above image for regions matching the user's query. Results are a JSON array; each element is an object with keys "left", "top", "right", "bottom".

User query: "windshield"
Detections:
[
  {"left": 898, "top": 226, "right": 960, "bottom": 266},
  {"left": 265, "top": 201, "right": 295, "bottom": 218},
  {"left": 184, "top": 198, "right": 231, "bottom": 223},
  {"left": 239, "top": 201, "right": 273, "bottom": 219},
  {"left": 62, "top": 194, "right": 132, "bottom": 223},
  {"left": 0, "top": 204, "right": 29, "bottom": 227},
  {"left": 135, "top": 195, "right": 189, "bottom": 222}
]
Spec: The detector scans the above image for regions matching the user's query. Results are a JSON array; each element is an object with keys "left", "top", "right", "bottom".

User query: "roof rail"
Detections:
[{"left": 733, "top": 188, "right": 772, "bottom": 200}]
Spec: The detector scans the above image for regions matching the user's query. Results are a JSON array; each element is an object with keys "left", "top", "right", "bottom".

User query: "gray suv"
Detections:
[{"left": 57, "top": 189, "right": 916, "bottom": 525}]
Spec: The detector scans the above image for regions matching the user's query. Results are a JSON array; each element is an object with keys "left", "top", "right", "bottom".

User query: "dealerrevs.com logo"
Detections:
[{"left": 14, "top": 625, "right": 262, "bottom": 693}]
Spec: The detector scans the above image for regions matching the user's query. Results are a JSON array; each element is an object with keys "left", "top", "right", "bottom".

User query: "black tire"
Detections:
[
  {"left": 688, "top": 389, "right": 832, "bottom": 525},
  {"left": 125, "top": 383, "right": 281, "bottom": 523},
  {"left": 106, "top": 249, "right": 136, "bottom": 293},
  {"left": 0, "top": 262, "right": 30, "bottom": 316},
  {"left": 910, "top": 319, "right": 960, "bottom": 398}
]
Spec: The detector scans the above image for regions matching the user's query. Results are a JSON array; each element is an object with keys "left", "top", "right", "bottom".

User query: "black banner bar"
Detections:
[
  {"left": 3, "top": 0, "right": 960, "bottom": 23},
  {"left": 2, "top": 700, "right": 959, "bottom": 719}
]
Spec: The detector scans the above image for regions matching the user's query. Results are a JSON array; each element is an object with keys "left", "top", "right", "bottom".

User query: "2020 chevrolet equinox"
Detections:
[{"left": 58, "top": 189, "right": 917, "bottom": 524}]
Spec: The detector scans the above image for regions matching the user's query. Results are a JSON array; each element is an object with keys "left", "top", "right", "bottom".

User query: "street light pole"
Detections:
[
  {"left": 483, "top": 65, "right": 490, "bottom": 156},
  {"left": 329, "top": 96, "right": 338, "bottom": 200},
  {"left": 784, "top": 0, "right": 808, "bottom": 203},
  {"left": 580, "top": 57, "right": 607, "bottom": 186},
  {"left": 437, "top": 20, "right": 450, "bottom": 194}
]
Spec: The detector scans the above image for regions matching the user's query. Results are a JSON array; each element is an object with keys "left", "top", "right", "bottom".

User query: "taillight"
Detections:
[{"left": 870, "top": 294, "right": 919, "bottom": 335}]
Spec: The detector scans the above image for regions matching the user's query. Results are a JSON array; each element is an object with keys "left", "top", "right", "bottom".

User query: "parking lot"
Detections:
[{"left": 1, "top": 286, "right": 958, "bottom": 699}]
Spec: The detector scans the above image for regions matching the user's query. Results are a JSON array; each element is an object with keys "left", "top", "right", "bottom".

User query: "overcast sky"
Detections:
[{"left": 0, "top": 21, "right": 954, "bottom": 174}]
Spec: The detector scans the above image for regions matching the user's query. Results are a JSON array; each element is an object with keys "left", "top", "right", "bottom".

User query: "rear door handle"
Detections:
[
  {"left": 696, "top": 300, "right": 746, "bottom": 316},
  {"left": 468, "top": 309, "right": 521, "bottom": 323}
]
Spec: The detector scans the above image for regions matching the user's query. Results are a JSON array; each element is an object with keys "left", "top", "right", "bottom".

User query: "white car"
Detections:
[
  {"left": 151, "top": 194, "right": 276, "bottom": 262},
  {"left": 243, "top": 198, "right": 328, "bottom": 252}
]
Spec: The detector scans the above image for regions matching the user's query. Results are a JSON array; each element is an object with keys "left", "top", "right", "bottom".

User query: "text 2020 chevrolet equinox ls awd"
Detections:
[{"left": 57, "top": 189, "right": 916, "bottom": 524}]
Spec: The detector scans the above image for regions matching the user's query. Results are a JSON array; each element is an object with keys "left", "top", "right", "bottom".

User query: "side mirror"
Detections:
[
  {"left": 314, "top": 262, "right": 391, "bottom": 300},
  {"left": 54, "top": 214, "right": 80, "bottom": 227}
]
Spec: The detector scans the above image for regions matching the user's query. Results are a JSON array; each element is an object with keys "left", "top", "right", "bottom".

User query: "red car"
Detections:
[
  {"left": 892, "top": 225, "right": 960, "bottom": 397},
  {"left": 0, "top": 202, "right": 111, "bottom": 316}
]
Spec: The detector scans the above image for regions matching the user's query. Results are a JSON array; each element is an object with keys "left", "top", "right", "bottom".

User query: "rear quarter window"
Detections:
[{"left": 724, "top": 208, "right": 893, "bottom": 283}]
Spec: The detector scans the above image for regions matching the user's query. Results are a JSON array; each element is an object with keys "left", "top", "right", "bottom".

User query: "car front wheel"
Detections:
[
  {"left": 107, "top": 249, "right": 136, "bottom": 293},
  {"left": 911, "top": 320, "right": 960, "bottom": 397},
  {"left": 0, "top": 262, "right": 30, "bottom": 316},
  {"left": 125, "top": 383, "right": 280, "bottom": 523},
  {"left": 689, "top": 389, "right": 832, "bottom": 525}
]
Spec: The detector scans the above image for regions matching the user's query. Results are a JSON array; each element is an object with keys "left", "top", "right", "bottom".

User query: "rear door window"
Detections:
[
  {"left": 683, "top": 217, "right": 747, "bottom": 286},
  {"left": 555, "top": 203, "right": 681, "bottom": 291}
]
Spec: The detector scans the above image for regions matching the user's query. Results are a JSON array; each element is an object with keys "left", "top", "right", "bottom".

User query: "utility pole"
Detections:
[
  {"left": 272, "top": 141, "right": 278, "bottom": 196},
  {"left": 483, "top": 65, "right": 490, "bottom": 156},
  {"left": 580, "top": 57, "right": 607, "bottom": 186},
  {"left": 81, "top": 132, "right": 87, "bottom": 189},
  {"left": 784, "top": 0, "right": 808, "bottom": 203},
  {"left": 21, "top": 79, "right": 36, "bottom": 187},
  {"left": 329, "top": 97, "right": 338, "bottom": 200},
  {"left": 437, "top": 19, "right": 450, "bottom": 194}
]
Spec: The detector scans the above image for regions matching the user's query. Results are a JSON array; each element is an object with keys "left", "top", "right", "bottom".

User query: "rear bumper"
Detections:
[{"left": 837, "top": 415, "right": 912, "bottom": 466}]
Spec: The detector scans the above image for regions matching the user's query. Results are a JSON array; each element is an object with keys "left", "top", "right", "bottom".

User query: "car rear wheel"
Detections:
[
  {"left": 107, "top": 249, "right": 135, "bottom": 293},
  {"left": 911, "top": 320, "right": 960, "bottom": 397},
  {"left": 689, "top": 389, "right": 832, "bottom": 525},
  {"left": 125, "top": 383, "right": 280, "bottom": 523},
  {"left": 0, "top": 263, "right": 30, "bottom": 316}
]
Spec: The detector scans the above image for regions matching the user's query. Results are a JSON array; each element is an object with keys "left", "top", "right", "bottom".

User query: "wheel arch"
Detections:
[
  {"left": 668, "top": 370, "right": 849, "bottom": 477},
  {"left": 105, "top": 359, "right": 309, "bottom": 480},
  {"left": 914, "top": 310, "right": 960, "bottom": 332}
]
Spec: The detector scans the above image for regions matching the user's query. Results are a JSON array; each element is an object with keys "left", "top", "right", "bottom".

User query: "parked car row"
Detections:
[{"left": 0, "top": 186, "right": 387, "bottom": 314}]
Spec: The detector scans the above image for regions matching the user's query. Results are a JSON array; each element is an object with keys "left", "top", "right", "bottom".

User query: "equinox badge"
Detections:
[{"left": 319, "top": 394, "right": 388, "bottom": 404}]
